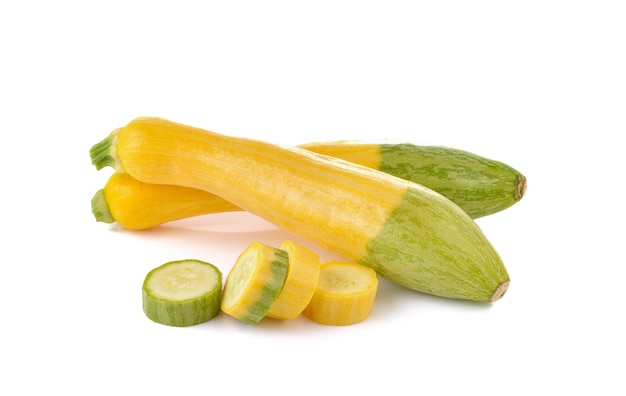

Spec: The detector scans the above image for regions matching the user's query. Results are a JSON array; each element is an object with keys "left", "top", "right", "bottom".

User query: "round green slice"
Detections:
[{"left": 142, "top": 259, "right": 222, "bottom": 327}]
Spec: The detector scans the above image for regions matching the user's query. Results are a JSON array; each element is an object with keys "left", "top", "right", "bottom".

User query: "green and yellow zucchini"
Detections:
[
  {"left": 90, "top": 117, "right": 511, "bottom": 302},
  {"left": 91, "top": 141, "right": 525, "bottom": 230}
]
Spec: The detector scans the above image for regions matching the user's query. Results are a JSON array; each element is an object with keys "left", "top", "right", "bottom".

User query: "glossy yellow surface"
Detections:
[{"left": 303, "top": 261, "right": 378, "bottom": 326}]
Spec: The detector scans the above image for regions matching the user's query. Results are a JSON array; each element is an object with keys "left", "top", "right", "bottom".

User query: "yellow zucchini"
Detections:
[
  {"left": 90, "top": 117, "right": 510, "bottom": 302},
  {"left": 91, "top": 141, "right": 525, "bottom": 229},
  {"left": 91, "top": 172, "right": 239, "bottom": 230}
]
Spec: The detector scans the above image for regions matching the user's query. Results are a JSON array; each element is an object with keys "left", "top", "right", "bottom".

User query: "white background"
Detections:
[{"left": 1, "top": 1, "right": 624, "bottom": 394}]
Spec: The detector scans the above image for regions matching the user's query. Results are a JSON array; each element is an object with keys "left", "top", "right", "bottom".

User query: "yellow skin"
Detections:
[
  {"left": 93, "top": 139, "right": 525, "bottom": 230},
  {"left": 96, "top": 172, "right": 239, "bottom": 230},
  {"left": 111, "top": 117, "right": 403, "bottom": 261},
  {"left": 92, "top": 144, "right": 380, "bottom": 230}
]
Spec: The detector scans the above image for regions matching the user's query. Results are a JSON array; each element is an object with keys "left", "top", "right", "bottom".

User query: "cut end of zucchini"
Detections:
[
  {"left": 516, "top": 174, "right": 527, "bottom": 201},
  {"left": 142, "top": 259, "right": 222, "bottom": 327},
  {"left": 91, "top": 189, "right": 114, "bottom": 224},
  {"left": 489, "top": 280, "right": 510, "bottom": 303}
]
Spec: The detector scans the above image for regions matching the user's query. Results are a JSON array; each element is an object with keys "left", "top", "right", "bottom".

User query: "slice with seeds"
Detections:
[
  {"left": 142, "top": 259, "right": 222, "bottom": 327},
  {"left": 221, "top": 242, "right": 289, "bottom": 324}
]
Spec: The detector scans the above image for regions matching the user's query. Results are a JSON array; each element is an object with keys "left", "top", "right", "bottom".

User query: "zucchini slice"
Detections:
[
  {"left": 265, "top": 240, "right": 321, "bottom": 320},
  {"left": 303, "top": 261, "right": 378, "bottom": 326},
  {"left": 142, "top": 259, "right": 222, "bottom": 327},
  {"left": 221, "top": 241, "right": 289, "bottom": 324}
]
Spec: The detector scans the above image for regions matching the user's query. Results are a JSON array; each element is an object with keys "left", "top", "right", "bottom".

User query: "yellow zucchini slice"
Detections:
[
  {"left": 221, "top": 241, "right": 289, "bottom": 324},
  {"left": 265, "top": 240, "right": 321, "bottom": 320},
  {"left": 303, "top": 261, "right": 378, "bottom": 326}
]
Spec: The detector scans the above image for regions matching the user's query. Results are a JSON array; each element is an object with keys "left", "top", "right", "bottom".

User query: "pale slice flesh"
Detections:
[
  {"left": 142, "top": 259, "right": 222, "bottom": 327},
  {"left": 221, "top": 241, "right": 289, "bottom": 324}
]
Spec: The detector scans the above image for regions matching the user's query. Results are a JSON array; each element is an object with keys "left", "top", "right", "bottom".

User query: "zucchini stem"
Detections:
[
  {"left": 516, "top": 175, "right": 527, "bottom": 201},
  {"left": 90, "top": 128, "right": 120, "bottom": 170},
  {"left": 490, "top": 280, "right": 510, "bottom": 302},
  {"left": 90, "top": 189, "right": 114, "bottom": 224}
]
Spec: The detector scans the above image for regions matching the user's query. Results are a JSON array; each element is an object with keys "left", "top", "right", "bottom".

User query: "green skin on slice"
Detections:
[
  {"left": 240, "top": 251, "right": 288, "bottom": 324},
  {"left": 221, "top": 244, "right": 289, "bottom": 324},
  {"left": 142, "top": 260, "right": 222, "bottom": 327}
]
